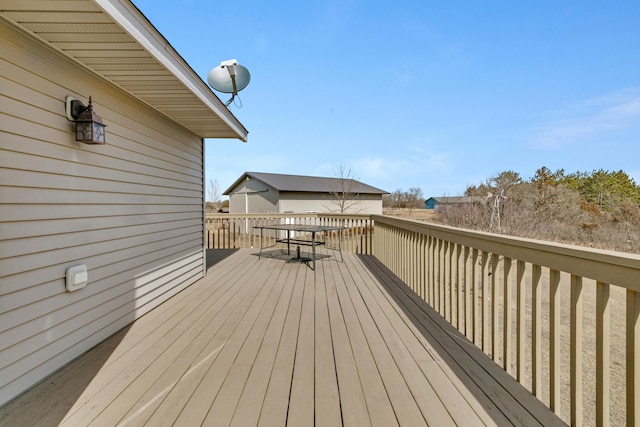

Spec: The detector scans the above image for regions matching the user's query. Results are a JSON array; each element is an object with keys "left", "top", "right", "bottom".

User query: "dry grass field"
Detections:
[{"left": 383, "top": 208, "right": 439, "bottom": 222}]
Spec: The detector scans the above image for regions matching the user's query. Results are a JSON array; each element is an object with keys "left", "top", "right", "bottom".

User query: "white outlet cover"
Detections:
[{"left": 66, "top": 264, "right": 88, "bottom": 292}]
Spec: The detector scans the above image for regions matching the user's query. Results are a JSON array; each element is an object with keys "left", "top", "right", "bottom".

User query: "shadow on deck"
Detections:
[{"left": 0, "top": 249, "right": 565, "bottom": 426}]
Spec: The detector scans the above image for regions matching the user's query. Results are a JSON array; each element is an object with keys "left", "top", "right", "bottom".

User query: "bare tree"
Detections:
[
  {"left": 389, "top": 189, "right": 406, "bottom": 208},
  {"left": 208, "top": 179, "right": 221, "bottom": 204},
  {"left": 405, "top": 187, "right": 424, "bottom": 214},
  {"left": 327, "top": 164, "right": 364, "bottom": 213}
]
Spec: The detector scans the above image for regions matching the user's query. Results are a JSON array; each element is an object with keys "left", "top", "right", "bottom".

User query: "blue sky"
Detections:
[{"left": 132, "top": 0, "right": 640, "bottom": 198}]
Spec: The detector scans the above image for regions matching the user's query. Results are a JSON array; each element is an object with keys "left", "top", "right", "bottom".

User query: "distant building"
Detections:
[
  {"left": 224, "top": 172, "right": 388, "bottom": 214},
  {"left": 424, "top": 196, "right": 485, "bottom": 210}
]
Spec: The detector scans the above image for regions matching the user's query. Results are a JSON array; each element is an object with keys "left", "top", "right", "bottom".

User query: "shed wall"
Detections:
[
  {"left": 228, "top": 180, "right": 278, "bottom": 214},
  {"left": 0, "top": 21, "right": 205, "bottom": 404},
  {"left": 279, "top": 192, "right": 383, "bottom": 214}
]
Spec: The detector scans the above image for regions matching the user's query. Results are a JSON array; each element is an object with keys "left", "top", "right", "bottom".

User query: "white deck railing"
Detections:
[
  {"left": 205, "top": 213, "right": 373, "bottom": 254},
  {"left": 372, "top": 214, "right": 640, "bottom": 426},
  {"left": 206, "top": 212, "right": 640, "bottom": 425}
]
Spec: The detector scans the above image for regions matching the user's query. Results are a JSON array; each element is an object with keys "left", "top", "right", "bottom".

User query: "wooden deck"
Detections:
[{"left": 0, "top": 248, "right": 565, "bottom": 426}]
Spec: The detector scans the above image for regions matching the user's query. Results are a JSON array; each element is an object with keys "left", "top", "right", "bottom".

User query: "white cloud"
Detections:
[
  {"left": 345, "top": 147, "right": 452, "bottom": 187},
  {"left": 530, "top": 87, "right": 640, "bottom": 148}
]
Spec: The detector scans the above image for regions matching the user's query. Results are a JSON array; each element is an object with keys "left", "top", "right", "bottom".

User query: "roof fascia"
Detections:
[{"left": 94, "top": 0, "right": 248, "bottom": 141}]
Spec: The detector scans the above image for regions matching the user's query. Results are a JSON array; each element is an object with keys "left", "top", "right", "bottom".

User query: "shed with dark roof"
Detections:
[{"left": 224, "top": 172, "right": 387, "bottom": 214}]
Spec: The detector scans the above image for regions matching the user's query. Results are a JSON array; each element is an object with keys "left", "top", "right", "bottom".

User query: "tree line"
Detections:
[
  {"left": 438, "top": 167, "right": 640, "bottom": 253},
  {"left": 383, "top": 187, "right": 425, "bottom": 211}
]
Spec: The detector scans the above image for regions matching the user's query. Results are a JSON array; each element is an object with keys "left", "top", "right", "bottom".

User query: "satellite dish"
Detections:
[{"left": 207, "top": 59, "right": 250, "bottom": 106}]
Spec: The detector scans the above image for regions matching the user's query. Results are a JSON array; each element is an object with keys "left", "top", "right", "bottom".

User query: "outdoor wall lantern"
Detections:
[{"left": 65, "top": 96, "right": 106, "bottom": 144}]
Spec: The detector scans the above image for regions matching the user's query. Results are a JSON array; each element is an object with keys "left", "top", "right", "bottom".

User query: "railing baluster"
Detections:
[
  {"left": 440, "top": 240, "right": 446, "bottom": 318},
  {"left": 462, "top": 246, "right": 473, "bottom": 342},
  {"left": 450, "top": 242, "right": 456, "bottom": 327},
  {"left": 532, "top": 263, "right": 542, "bottom": 397},
  {"left": 420, "top": 234, "right": 425, "bottom": 300},
  {"left": 420, "top": 234, "right": 427, "bottom": 300},
  {"left": 451, "top": 242, "right": 455, "bottom": 322},
  {"left": 431, "top": 235, "right": 435, "bottom": 307},
  {"left": 503, "top": 256, "right": 512, "bottom": 373},
  {"left": 409, "top": 230, "right": 415, "bottom": 289},
  {"left": 407, "top": 229, "right": 411, "bottom": 284},
  {"left": 471, "top": 248, "right": 478, "bottom": 346},
  {"left": 491, "top": 253, "right": 499, "bottom": 362},
  {"left": 464, "top": 246, "right": 472, "bottom": 340},
  {"left": 447, "top": 240, "right": 452, "bottom": 318},
  {"left": 570, "top": 274, "right": 583, "bottom": 426},
  {"left": 452, "top": 243, "right": 458, "bottom": 325},
  {"left": 437, "top": 239, "right": 443, "bottom": 314},
  {"left": 550, "top": 268, "right": 561, "bottom": 414},
  {"left": 439, "top": 240, "right": 445, "bottom": 316},
  {"left": 481, "top": 251, "right": 489, "bottom": 354},
  {"left": 416, "top": 232, "right": 421, "bottom": 294},
  {"left": 456, "top": 244, "right": 463, "bottom": 331},
  {"left": 596, "top": 280, "right": 610, "bottom": 427},
  {"left": 516, "top": 260, "right": 526, "bottom": 385}
]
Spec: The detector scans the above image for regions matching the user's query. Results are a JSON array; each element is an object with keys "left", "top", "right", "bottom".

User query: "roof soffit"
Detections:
[{"left": 0, "top": 0, "right": 248, "bottom": 140}]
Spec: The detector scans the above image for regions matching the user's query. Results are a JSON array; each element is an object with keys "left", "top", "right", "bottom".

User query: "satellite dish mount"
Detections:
[{"left": 207, "top": 59, "right": 251, "bottom": 107}]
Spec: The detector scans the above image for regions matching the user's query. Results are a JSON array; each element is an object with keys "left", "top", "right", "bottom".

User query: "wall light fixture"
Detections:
[{"left": 65, "top": 96, "right": 106, "bottom": 144}]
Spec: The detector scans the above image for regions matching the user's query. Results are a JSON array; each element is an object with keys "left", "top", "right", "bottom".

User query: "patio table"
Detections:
[{"left": 253, "top": 224, "right": 347, "bottom": 270}]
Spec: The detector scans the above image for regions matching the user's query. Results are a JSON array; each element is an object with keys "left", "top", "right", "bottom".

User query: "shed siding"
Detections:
[
  {"left": 228, "top": 180, "right": 278, "bottom": 214},
  {"left": 0, "top": 22, "right": 205, "bottom": 404},
  {"left": 279, "top": 193, "right": 382, "bottom": 214}
]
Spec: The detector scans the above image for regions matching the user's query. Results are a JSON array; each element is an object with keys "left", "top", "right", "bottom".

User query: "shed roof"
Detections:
[
  {"left": 224, "top": 172, "right": 388, "bottom": 195},
  {"left": 0, "top": 0, "right": 248, "bottom": 141}
]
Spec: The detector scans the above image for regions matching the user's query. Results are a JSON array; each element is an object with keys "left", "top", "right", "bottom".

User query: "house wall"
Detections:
[{"left": 0, "top": 21, "right": 206, "bottom": 405}]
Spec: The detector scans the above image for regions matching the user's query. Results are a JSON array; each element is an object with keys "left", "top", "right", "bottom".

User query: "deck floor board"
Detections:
[{"left": 0, "top": 249, "right": 566, "bottom": 427}]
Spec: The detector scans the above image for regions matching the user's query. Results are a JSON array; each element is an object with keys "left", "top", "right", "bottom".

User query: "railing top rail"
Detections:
[
  {"left": 206, "top": 213, "right": 373, "bottom": 220},
  {"left": 372, "top": 214, "right": 640, "bottom": 290}
]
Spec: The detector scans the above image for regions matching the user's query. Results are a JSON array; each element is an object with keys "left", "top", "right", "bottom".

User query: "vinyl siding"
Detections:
[{"left": 0, "top": 21, "right": 205, "bottom": 405}]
